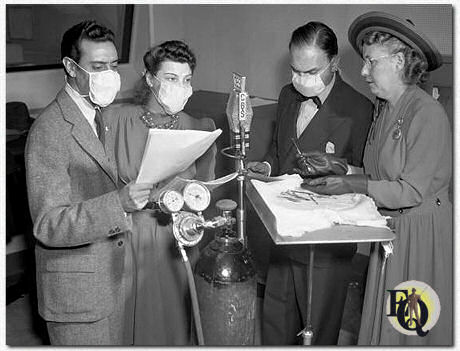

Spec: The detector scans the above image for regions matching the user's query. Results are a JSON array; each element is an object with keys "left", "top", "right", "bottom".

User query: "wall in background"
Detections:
[
  {"left": 151, "top": 4, "right": 452, "bottom": 100},
  {"left": 6, "top": 5, "right": 128, "bottom": 68},
  {"left": 6, "top": 4, "right": 452, "bottom": 111},
  {"left": 5, "top": 5, "right": 149, "bottom": 112}
]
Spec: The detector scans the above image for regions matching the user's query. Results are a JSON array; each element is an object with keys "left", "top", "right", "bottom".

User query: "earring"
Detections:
[{"left": 146, "top": 77, "right": 153, "bottom": 88}]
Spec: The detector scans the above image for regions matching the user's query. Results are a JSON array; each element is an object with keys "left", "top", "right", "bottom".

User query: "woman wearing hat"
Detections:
[{"left": 301, "top": 11, "right": 452, "bottom": 345}]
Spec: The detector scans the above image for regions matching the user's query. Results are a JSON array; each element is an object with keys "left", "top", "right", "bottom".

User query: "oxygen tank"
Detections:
[{"left": 194, "top": 199, "right": 257, "bottom": 345}]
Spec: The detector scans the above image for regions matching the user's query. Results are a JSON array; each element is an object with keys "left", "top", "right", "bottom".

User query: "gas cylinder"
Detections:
[{"left": 194, "top": 199, "right": 257, "bottom": 345}]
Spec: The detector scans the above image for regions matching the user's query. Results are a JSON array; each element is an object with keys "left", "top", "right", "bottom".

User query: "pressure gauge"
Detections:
[
  {"left": 183, "top": 182, "right": 211, "bottom": 212},
  {"left": 158, "top": 190, "right": 184, "bottom": 213}
]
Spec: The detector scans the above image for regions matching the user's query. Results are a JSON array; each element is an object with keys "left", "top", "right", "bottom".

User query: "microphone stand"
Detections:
[
  {"left": 221, "top": 72, "right": 252, "bottom": 249},
  {"left": 236, "top": 122, "right": 247, "bottom": 248}
]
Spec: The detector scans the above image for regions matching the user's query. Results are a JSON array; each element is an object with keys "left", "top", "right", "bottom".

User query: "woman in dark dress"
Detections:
[{"left": 105, "top": 41, "right": 216, "bottom": 345}]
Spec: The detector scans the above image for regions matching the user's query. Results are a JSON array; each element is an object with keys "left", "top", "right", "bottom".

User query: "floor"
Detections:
[{"left": 6, "top": 241, "right": 367, "bottom": 346}]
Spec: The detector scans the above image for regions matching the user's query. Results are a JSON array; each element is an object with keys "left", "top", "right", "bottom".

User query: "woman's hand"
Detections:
[{"left": 301, "top": 174, "right": 368, "bottom": 195}]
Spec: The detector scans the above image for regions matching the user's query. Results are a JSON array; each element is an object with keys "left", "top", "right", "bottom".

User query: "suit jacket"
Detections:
[
  {"left": 265, "top": 74, "right": 373, "bottom": 175},
  {"left": 25, "top": 89, "right": 131, "bottom": 323},
  {"left": 265, "top": 74, "right": 373, "bottom": 263}
]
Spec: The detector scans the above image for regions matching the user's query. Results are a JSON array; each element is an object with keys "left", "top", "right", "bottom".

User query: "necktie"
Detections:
[
  {"left": 94, "top": 108, "right": 105, "bottom": 145},
  {"left": 297, "top": 95, "right": 322, "bottom": 109}
]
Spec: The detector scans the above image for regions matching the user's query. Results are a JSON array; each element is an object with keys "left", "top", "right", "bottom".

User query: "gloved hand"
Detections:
[
  {"left": 247, "top": 161, "right": 270, "bottom": 176},
  {"left": 293, "top": 151, "right": 348, "bottom": 178},
  {"left": 301, "top": 174, "right": 369, "bottom": 195}
]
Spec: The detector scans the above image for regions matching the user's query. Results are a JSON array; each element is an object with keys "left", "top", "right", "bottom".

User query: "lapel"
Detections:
[
  {"left": 277, "top": 84, "right": 301, "bottom": 162},
  {"left": 296, "top": 74, "right": 348, "bottom": 152},
  {"left": 56, "top": 89, "right": 118, "bottom": 185}
]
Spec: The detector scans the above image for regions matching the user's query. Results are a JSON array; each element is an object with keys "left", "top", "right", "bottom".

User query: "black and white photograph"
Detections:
[{"left": 3, "top": 1, "right": 455, "bottom": 347}]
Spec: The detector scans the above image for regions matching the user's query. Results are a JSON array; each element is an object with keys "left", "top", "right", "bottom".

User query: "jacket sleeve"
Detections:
[
  {"left": 367, "top": 102, "right": 451, "bottom": 208},
  {"left": 263, "top": 123, "right": 279, "bottom": 175},
  {"left": 263, "top": 89, "right": 285, "bottom": 175},
  {"left": 25, "top": 115, "right": 131, "bottom": 248}
]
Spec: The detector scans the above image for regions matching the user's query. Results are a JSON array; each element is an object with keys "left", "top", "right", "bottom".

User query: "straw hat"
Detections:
[{"left": 348, "top": 11, "right": 442, "bottom": 71}]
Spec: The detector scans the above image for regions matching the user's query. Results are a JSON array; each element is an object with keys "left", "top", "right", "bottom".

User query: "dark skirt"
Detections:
[{"left": 358, "top": 196, "right": 452, "bottom": 346}]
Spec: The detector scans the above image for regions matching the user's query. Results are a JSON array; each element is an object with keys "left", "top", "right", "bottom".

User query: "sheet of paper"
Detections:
[
  {"left": 157, "top": 170, "right": 287, "bottom": 195},
  {"left": 136, "top": 128, "right": 222, "bottom": 184},
  {"left": 250, "top": 97, "right": 277, "bottom": 107},
  {"left": 246, "top": 171, "right": 289, "bottom": 183}
]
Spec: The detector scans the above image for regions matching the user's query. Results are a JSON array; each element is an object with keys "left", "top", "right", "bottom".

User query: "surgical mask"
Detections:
[
  {"left": 70, "top": 59, "right": 121, "bottom": 107},
  {"left": 151, "top": 75, "right": 193, "bottom": 115},
  {"left": 292, "top": 61, "right": 331, "bottom": 97}
]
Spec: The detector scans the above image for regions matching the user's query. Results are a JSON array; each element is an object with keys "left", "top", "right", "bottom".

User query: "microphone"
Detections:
[{"left": 225, "top": 73, "right": 253, "bottom": 152}]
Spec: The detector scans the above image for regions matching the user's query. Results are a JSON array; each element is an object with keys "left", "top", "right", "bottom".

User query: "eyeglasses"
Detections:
[{"left": 362, "top": 54, "right": 395, "bottom": 68}]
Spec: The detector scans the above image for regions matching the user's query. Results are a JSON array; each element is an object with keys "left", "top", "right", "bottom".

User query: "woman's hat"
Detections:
[{"left": 348, "top": 11, "right": 442, "bottom": 71}]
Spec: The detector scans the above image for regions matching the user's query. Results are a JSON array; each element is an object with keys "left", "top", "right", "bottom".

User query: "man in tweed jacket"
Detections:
[{"left": 25, "top": 21, "right": 153, "bottom": 345}]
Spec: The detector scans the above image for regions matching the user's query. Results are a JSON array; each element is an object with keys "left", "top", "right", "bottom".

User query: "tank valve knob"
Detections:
[{"left": 216, "top": 199, "right": 238, "bottom": 212}]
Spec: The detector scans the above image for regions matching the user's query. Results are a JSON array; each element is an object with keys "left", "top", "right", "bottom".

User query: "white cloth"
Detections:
[
  {"left": 65, "top": 82, "right": 98, "bottom": 137},
  {"left": 296, "top": 74, "right": 336, "bottom": 137},
  {"left": 251, "top": 174, "right": 388, "bottom": 237}
]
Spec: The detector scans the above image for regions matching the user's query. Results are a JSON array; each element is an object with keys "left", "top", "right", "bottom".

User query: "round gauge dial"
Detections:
[
  {"left": 183, "top": 182, "right": 211, "bottom": 212},
  {"left": 159, "top": 190, "right": 184, "bottom": 213}
]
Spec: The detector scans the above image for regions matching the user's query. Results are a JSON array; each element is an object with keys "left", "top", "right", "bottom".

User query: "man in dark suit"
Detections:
[
  {"left": 25, "top": 21, "right": 153, "bottom": 345},
  {"left": 248, "top": 21, "right": 373, "bottom": 345}
]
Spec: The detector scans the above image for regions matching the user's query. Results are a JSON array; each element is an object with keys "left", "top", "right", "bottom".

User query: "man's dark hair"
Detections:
[
  {"left": 289, "top": 21, "right": 338, "bottom": 60},
  {"left": 61, "top": 20, "right": 115, "bottom": 63}
]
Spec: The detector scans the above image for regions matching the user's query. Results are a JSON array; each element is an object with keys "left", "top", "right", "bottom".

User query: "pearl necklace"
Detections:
[{"left": 139, "top": 108, "right": 179, "bottom": 129}]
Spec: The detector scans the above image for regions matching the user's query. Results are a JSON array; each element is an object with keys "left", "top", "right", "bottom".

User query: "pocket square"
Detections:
[{"left": 326, "top": 141, "right": 335, "bottom": 154}]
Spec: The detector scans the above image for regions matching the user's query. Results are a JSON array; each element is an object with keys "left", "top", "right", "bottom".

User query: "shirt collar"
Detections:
[{"left": 64, "top": 81, "right": 97, "bottom": 121}]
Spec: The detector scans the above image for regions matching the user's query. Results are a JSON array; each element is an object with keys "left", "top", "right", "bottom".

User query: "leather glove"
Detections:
[
  {"left": 293, "top": 151, "right": 348, "bottom": 178},
  {"left": 301, "top": 174, "right": 369, "bottom": 195}
]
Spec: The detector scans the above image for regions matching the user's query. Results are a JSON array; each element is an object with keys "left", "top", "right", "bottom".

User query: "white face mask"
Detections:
[
  {"left": 292, "top": 61, "right": 331, "bottom": 97},
  {"left": 70, "top": 59, "right": 121, "bottom": 107},
  {"left": 151, "top": 74, "right": 193, "bottom": 115}
]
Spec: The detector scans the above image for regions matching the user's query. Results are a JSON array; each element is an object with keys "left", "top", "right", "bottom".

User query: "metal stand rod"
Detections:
[
  {"left": 298, "top": 244, "right": 315, "bottom": 345},
  {"left": 237, "top": 124, "right": 247, "bottom": 248},
  {"left": 237, "top": 174, "right": 245, "bottom": 247},
  {"left": 220, "top": 144, "right": 247, "bottom": 248},
  {"left": 370, "top": 244, "right": 390, "bottom": 345}
]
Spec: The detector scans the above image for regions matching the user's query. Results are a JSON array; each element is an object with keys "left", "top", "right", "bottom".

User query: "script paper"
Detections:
[{"left": 136, "top": 129, "right": 222, "bottom": 184}]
